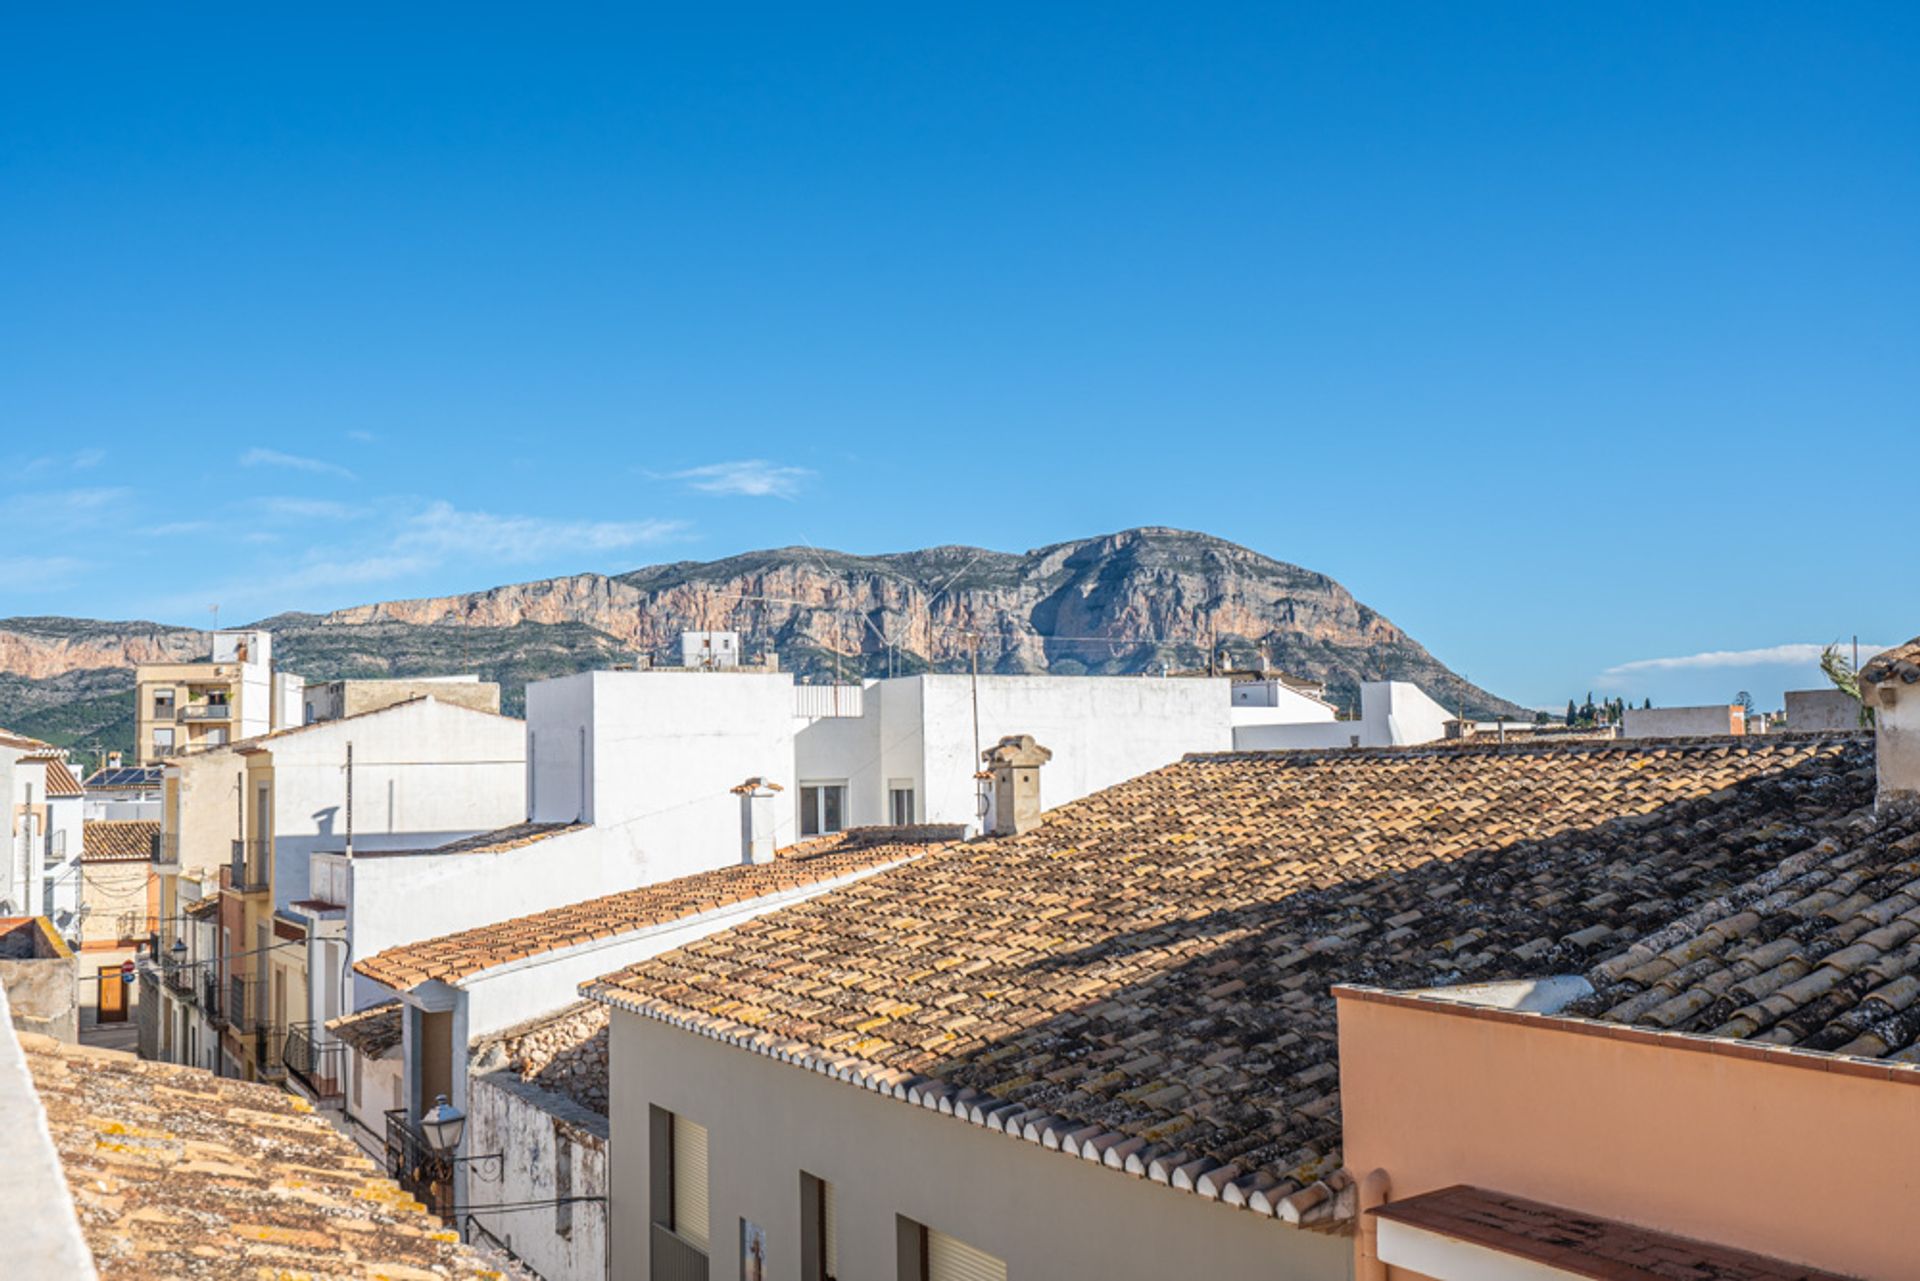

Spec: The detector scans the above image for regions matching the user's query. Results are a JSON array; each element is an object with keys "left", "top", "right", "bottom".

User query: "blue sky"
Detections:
[{"left": 2, "top": 5, "right": 1915, "bottom": 710}]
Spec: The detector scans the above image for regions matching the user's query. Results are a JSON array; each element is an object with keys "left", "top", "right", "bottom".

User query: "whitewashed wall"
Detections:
[
  {"left": 794, "top": 674, "right": 1233, "bottom": 832},
  {"left": 1233, "top": 680, "right": 1454, "bottom": 751},
  {"left": 265, "top": 699, "right": 527, "bottom": 915},
  {"left": 529, "top": 671, "right": 799, "bottom": 875},
  {"left": 468, "top": 1071, "right": 609, "bottom": 1281}
]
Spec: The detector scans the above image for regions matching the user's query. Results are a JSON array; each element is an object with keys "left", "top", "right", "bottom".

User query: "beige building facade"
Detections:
[
  {"left": 605, "top": 1011, "right": 1351, "bottom": 1281},
  {"left": 133, "top": 629, "right": 301, "bottom": 765}
]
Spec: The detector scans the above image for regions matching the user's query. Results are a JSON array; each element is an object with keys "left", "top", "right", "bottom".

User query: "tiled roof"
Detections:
[
  {"left": 1370, "top": 1185, "right": 1850, "bottom": 1281},
  {"left": 1860, "top": 636, "right": 1920, "bottom": 686},
  {"left": 23, "top": 754, "right": 84, "bottom": 797},
  {"left": 19, "top": 1033, "right": 498, "bottom": 1279},
  {"left": 83, "top": 819, "right": 158, "bottom": 863},
  {"left": 1573, "top": 803, "right": 1920, "bottom": 1057},
  {"left": 0, "top": 726, "right": 54, "bottom": 752},
  {"left": 356, "top": 825, "right": 962, "bottom": 991},
  {"left": 348, "top": 820, "right": 587, "bottom": 859},
  {"left": 183, "top": 896, "right": 220, "bottom": 920},
  {"left": 326, "top": 1001, "right": 404, "bottom": 1059},
  {"left": 586, "top": 736, "right": 1875, "bottom": 1219}
]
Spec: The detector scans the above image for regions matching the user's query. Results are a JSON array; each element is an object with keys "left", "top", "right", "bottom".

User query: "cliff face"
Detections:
[{"left": 0, "top": 528, "right": 1522, "bottom": 753}]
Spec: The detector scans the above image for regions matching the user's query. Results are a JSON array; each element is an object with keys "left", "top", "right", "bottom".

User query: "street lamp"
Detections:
[
  {"left": 170, "top": 937, "right": 187, "bottom": 962},
  {"left": 419, "top": 1093, "right": 465, "bottom": 1155}
]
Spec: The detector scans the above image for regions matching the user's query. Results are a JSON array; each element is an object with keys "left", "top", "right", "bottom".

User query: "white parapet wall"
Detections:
[{"left": 1621, "top": 706, "right": 1743, "bottom": 739}]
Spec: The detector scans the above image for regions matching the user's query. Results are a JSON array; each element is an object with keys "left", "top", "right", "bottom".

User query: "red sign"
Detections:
[{"left": 120, "top": 958, "right": 136, "bottom": 983}]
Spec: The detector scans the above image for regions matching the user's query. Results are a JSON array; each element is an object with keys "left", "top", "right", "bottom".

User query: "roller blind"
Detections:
[
  {"left": 821, "top": 1178, "right": 837, "bottom": 1277},
  {"left": 927, "top": 1229, "right": 1006, "bottom": 1281},
  {"left": 672, "top": 1114, "right": 709, "bottom": 1250}
]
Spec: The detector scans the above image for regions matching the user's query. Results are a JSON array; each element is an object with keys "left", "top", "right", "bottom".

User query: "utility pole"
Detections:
[{"left": 344, "top": 742, "right": 354, "bottom": 859}]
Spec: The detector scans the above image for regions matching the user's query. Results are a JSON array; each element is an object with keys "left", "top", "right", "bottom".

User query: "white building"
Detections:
[
  {"left": 791, "top": 672, "right": 1236, "bottom": 835},
  {"left": 1620, "top": 704, "right": 1746, "bottom": 739},
  {"left": 1231, "top": 679, "right": 1456, "bottom": 751},
  {"left": 1, "top": 731, "right": 85, "bottom": 933}
]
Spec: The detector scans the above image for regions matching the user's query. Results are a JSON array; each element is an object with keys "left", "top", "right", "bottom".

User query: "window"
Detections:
[
  {"left": 205, "top": 728, "right": 228, "bottom": 747},
  {"left": 651, "top": 1106, "right": 710, "bottom": 1252},
  {"left": 800, "top": 783, "right": 847, "bottom": 837},
  {"left": 801, "top": 1173, "right": 838, "bottom": 1281},
  {"left": 152, "top": 727, "right": 175, "bottom": 755},
  {"left": 899, "top": 1219, "right": 1005, "bottom": 1281},
  {"left": 888, "top": 781, "right": 915, "bottom": 827},
  {"left": 153, "top": 687, "right": 176, "bottom": 717}
]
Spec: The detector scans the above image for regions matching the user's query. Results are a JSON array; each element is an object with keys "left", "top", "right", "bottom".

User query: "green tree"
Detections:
[
  {"left": 1819, "top": 643, "right": 1873, "bottom": 727},
  {"left": 1565, "top": 698, "right": 1577, "bottom": 726}
]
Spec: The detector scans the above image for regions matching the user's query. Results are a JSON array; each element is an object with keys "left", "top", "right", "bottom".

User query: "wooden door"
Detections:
[{"left": 97, "top": 966, "right": 128, "bottom": 1022}]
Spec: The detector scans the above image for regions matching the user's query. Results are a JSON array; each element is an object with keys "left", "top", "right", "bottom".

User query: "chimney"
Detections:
[
  {"left": 1861, "top": 643, "right": 1920, "bottom": 808},
  {"left": 732, "top": 777, "right": 783, "bottom": 864},
  {"left": 982, "top": 735, "right": 1052, "bottom": 837}
]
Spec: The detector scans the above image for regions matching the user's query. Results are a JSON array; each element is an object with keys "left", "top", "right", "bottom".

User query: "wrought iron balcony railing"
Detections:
[
  {"left": 385, "top": 1109, "right": 455, "bottom": 1222},
  {"left": 283, "top": 1023, "right": 345, "bottom": 1103},
  {"left": 229, "top": 839, "right": 271, "bottom": 893}
]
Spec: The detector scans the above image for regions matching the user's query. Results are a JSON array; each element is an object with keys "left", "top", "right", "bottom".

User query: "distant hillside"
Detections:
[{"left": 0, "top": 527, "right": 1523, "bottom": 759}]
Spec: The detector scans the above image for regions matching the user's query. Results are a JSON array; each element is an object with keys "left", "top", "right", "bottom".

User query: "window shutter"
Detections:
[
  {"left": 672, "top": 1114, "right": 709, "bottom": 1250},
  {"left": 821, "top": 1178, "right": 838, "bottom": 1277},
  {"left": 927, "top": 1229, "right": 1006, "bottom": 1281}
]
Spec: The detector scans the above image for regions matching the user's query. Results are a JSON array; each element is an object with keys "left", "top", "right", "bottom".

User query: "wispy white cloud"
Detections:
[
  {"left": 0, "top": 554, "right": 88, "bottom": 590},
  {"left": 346, "top": 430, "right": 379, "bottom": 443},
  {"left": 250, "top": 496, "right": 362, "bottom": 521},
  {"left": 71, "top": 447, "right": 106, "bottom": 470},
  {"left": 149, "top": 520, "right": 215, "bottom": 537},
  {"left": 666, "top": 459, "right": 812, "bottom": 499},
  {"left": 239, "top": 447, "right": 357, "bottom": 480},
  {"left": 400, "top": 501, "right": 687, "bottom": 562},
  {"left": 1599, "top": 642, "right": 1893, "bottom": 678},
  {"left": 277, "top": 554, "right": 437, "bottom": 590}
]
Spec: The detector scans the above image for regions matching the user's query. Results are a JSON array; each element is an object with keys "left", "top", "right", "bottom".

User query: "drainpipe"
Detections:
[{"left": 1356, "top": 1168, "right": 1391, "bottom": 1281}]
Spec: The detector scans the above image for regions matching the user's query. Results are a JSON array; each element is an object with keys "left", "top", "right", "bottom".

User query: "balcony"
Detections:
[
  {"left": 202, "top": 973, "right": 225, "bottom": 1028},
  {"left": 651, "top": 1224, "right": 711, "bottom": 1281},
  {"left": 283, "top": 1023, "right": 344, "bottom": 1103},
  {"left": 228, "top": 976, "right": 261, "bottom": 1033},
  {"left": 229, "top": 839, "right": 271, "bottom": 893},
  {"left": 256, "top": 1024, "right": 288, "bottom": 1081},
  {"left": 384, "top": 1109, "right": 454, "bottom": 1222},
  {"left": 153, "top": 831, "right": 179, "bottom": 866},
  {"left": 178, "top": 702, "right": 234, "bottom": 722},
  {"left": 794, "top": 682, "right": 865, "bottom": 719},
  {"left": 162, "top": 956, "right": 196, "bottom": 998}
]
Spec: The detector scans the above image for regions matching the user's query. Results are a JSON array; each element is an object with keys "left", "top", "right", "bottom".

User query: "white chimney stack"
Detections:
[
  {"left": 733, "top": 777, "right": 784, "bottom": 864},
  {"left": 1861, "top": 641, "right": 1920, "bottom": 808}
]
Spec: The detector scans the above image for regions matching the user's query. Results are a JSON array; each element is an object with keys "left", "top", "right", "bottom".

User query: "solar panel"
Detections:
[{"left": 84, "top": 767, "right": 162, "bottom": 789}]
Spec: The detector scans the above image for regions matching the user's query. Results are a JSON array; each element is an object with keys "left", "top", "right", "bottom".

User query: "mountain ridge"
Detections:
[{"left": 0, "top": 527, "right": 1523, "bottom": 754}]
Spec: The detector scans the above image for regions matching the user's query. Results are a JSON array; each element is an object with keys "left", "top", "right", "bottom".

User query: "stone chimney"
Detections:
[
  {"left": 982, "top": 734, "right": 1052, "bottom": 837},
  {"left": 732, "top": 777, "right": 783, "bottom": 864},
  {"left": 1861, "top": 641, "right": 1920, "bottom": 807}
]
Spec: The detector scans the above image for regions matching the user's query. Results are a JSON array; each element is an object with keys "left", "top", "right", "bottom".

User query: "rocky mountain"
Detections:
[{"left": 0, "top": 528, "right": 1522, "bottom": 756}]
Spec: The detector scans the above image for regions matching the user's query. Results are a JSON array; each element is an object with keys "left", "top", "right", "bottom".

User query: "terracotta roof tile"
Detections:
[
  {"left": 326, "top": 1001, "right": 404, "bottom": 1059},
  {"left": 355, "top": 825, "right": 962, "bottom": 991},
  {"left": 27, "top": 755, "right": 83, "bottom": 797},
  {"left": 82, "top": 820, "right": 158, "bottom": 863},
  {"left": 1573, "top": 801, "right": 1920, "bottom": 1059},
  {"left": 1862, "top": 636, "right": 1920, "bottom": 687},
  {"left": 0, "top": 725, "right": 55, "bottom": 752},
  {"left": 19, "top": 1033, "right": 498, "bottom": 1279},
  {"left": 347, "top": 820, "right": 586, "bottom": 859},
  {"left": 586, "top": 736, "right": 1876, "bottom": 1213},
  {"left": 1372, "top": 1184, "right": 1851, "bottom": 1280}
]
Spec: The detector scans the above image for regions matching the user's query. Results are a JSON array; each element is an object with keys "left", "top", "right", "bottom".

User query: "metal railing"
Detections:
[
  {"left": 256, "top": 1023, "right": 287, "bottom": 1079},
  {"left": 178, "top": 703, "right": 233, "bottom": 722},
  {"left": 228, "top": 976, "right": 261, "bottom": 1032},
  {"left": 230, "top": 839, "right": 270, "bottom": 892},
  {"left": 794, "top": 683, "right": 865, "bottom": 719},
  {"left": 202, "top": 972, "right": 225, "bottom": 1027},
  {"left": 283, "top": 1023, "right": 344, "bottom": 1103},
  {"left": 162, "top": 956, "right": 196, "bottom": 997},
  {"left": 651, "top": 1223, "right": 712, "bottom": 1281},
  {"left": 385, "top": 1109, "right": 454, "bottom": 1221}
]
